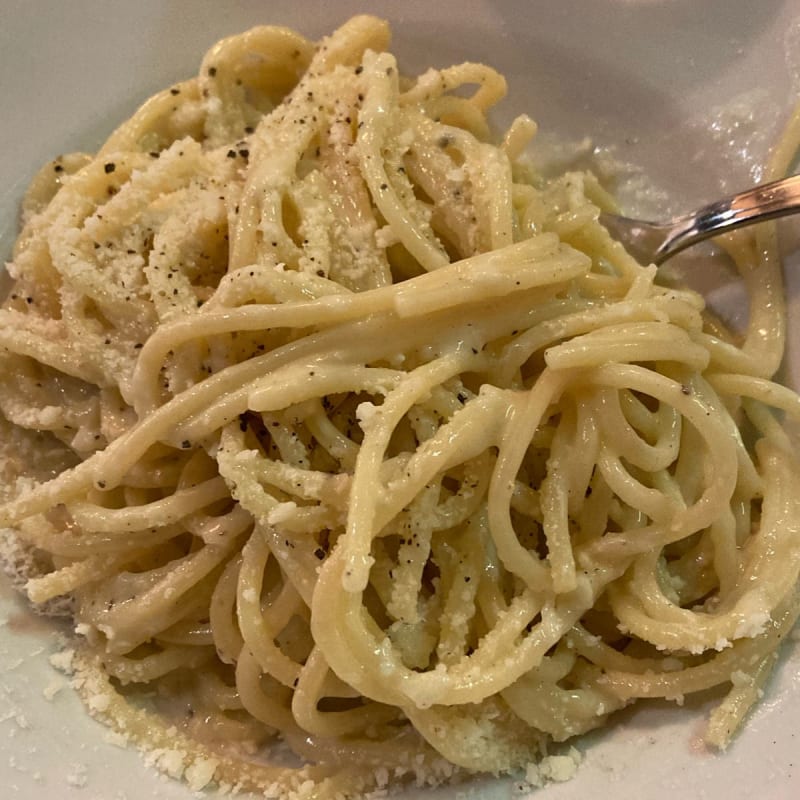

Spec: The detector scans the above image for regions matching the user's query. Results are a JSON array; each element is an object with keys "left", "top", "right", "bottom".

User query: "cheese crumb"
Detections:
[
  {"left": 87, "top": 693, "right": 111, "bottom": 713},
  {"left": 185, "top": 756, "right": 219, "bottom": 791},
  {"left": 267, "top": 501, "right": 298, "bottom": 525},
  {"left": 49, "top": 648, "right": 76, "bottom": 674},
  {"left": 375, "top": 225, "right": 399, "bottom": 249},
  {"left": 524, "top": 747, "right": 582, "bottom": 787},
  {"left": 43, "top": 679, "right": 66, "bottom": 700},
  {"left": 356, "top": 401, "right": 379, "bottom": 429}
]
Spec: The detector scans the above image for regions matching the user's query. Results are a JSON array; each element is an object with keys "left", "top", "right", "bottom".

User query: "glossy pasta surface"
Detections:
[{"left": 1, "top": 15, "right": 799, "bottom": 798}]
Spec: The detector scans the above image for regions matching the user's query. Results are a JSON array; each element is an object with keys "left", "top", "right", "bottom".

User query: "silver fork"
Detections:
[{"left": 598, "top": 173, "right": 800, "bottom": 265}]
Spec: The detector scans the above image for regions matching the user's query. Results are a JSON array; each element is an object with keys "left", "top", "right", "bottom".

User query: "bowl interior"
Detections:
[{"left": 1, "top": 2, "right": 799, "bottom": 798}]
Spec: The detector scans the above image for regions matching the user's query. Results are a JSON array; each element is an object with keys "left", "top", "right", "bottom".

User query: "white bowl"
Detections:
[{"left": 2, "top": 2, "right": 799, "bottom": 798}]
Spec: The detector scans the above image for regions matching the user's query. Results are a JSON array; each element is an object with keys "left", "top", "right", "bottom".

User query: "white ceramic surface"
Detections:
[{"left": 2, "top": 2, "right": 800, "bottom": 798}]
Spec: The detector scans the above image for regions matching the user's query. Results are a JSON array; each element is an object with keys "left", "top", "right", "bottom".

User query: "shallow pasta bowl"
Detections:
[{"left": 1, "top": 2, "right": 800, "bottom": 799}]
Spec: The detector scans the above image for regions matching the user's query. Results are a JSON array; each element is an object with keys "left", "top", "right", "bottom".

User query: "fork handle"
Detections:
[{"left": 658, "top": 173, "right": 800, "bottom": 262}]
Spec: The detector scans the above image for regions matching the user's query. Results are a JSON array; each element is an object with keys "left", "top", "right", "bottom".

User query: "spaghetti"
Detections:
[{"left": 1, "top": 14, "right": 799, "bottom": 797}]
